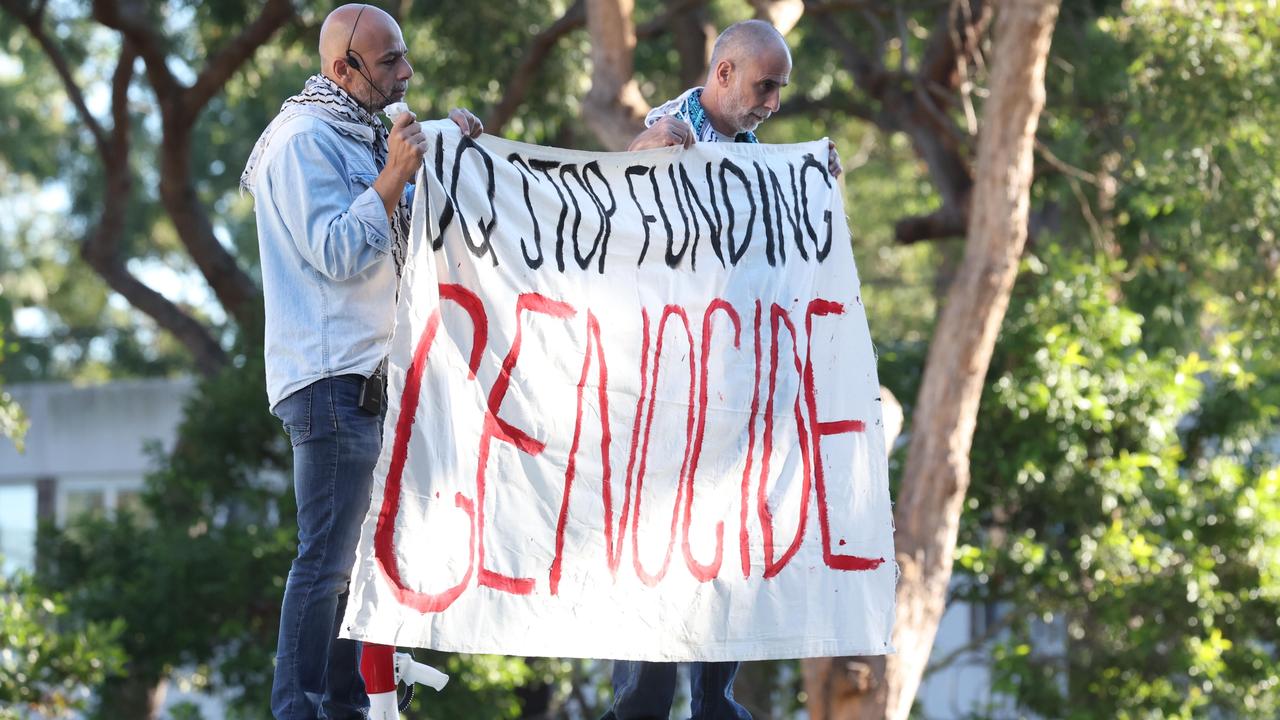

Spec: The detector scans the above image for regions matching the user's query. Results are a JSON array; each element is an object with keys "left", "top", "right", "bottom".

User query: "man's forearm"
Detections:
[{"left": 373, "top": 173, "right": 407, "bottom": 218}]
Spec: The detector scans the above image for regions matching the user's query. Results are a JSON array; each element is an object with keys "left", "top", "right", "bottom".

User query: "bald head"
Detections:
[
  {"left": 318, "top": 4, "right": 413, "bottom": 110},
  {"left": 700, "top": 20, "right": 792, "bottom": 136},
  {"left": 708, "top": 19, "right": 790, "bottom": 71},
  {"left": 320, "top": 4, "right": 397, "bottom": 68}
]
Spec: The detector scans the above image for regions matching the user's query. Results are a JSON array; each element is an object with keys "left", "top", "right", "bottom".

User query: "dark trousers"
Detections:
[
  {"left": 270, "top": 377, "right": 379, "bottom": 719},
  {"left": 603, "top": 661, "right": 752, "bottom": 719}
]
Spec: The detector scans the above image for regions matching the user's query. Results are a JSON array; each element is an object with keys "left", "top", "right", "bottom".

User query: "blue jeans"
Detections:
[
  {"left": 271, "top": 376, "right": 380, "bottom": 719},
  {"left": 603, "top": 661, "right": 752, "bottom": 719}
]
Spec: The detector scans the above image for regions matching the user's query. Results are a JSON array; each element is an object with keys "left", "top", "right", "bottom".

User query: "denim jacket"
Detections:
[{"left": 246, "top": 112, "right": 406, "bottom": 408}]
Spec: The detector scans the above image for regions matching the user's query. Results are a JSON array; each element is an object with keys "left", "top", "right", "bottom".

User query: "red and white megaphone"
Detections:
[{"left": 361, "top": 642, "right": 449, "bottom": 719}]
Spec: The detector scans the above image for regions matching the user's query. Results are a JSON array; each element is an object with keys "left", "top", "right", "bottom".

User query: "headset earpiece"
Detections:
[{"left": 344, "top": 5, "right": 368, "bottom": 72}]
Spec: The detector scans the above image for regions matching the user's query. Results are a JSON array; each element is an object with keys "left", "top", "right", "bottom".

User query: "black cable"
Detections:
[{"left": 342, "top": 4, "right": 395, "bottom": 114}]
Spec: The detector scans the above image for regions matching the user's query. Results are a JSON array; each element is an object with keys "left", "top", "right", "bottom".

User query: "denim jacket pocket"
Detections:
[
  {"left": 278, "top": 384, "right": 314, "bottom": 447},
  {"left": 350, "top": 170, "right": 378, "bottom": 193}
]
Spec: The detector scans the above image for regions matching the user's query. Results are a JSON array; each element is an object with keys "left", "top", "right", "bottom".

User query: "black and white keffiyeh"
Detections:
[{"left": 242, "top": 74, "right": 410, "bottom": 275}]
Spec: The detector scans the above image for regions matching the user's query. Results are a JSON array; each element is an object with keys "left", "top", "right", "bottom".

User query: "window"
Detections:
[
  {"left": 58, "top": 479, "right": 146, "bottom": 525},
  {"left": 115, "top": 488, "right": 150, "bottom": 523},
  {"left": 0, "top": 483, "right": 38, "bottom": 574},
  {"left": 64, "top": 488, "right": 107, "bottom": 520}
]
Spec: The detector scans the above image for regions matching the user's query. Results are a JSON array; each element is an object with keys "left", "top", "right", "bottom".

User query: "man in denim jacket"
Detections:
[
  {"left": 241, "top": 4, "right": 481, "bottom": 718},
  {"left": 605, "top": 19, "right": 842, "bottom": 720}
]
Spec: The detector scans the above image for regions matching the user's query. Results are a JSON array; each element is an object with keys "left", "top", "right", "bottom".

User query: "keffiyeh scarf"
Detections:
[
  {"left": 644, "top": 87, "right": 760, "bottom": 144},
  {"left": 242, "top": 74, "right": 410, "bottom": 275}
]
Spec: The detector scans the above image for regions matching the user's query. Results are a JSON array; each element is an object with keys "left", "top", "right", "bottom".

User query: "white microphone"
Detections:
[{"left": 384, "top": 102, "right": 411, "bottom": 122}]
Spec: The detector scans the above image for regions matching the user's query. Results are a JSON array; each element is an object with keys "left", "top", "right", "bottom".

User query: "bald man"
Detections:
[
  {"left": 606, "top": 20, "right": 836, "bottom": 720},
  {"left": 240, "top": 5, "right": 481, "bottom": 718},
  {"left": 629, "top": 19, "right": 842, "bottom": 178}
]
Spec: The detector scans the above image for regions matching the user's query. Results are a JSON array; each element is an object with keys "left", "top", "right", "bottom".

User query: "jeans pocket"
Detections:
[{"left": 277, "top": 384, "right": 314, "bottom": 447}]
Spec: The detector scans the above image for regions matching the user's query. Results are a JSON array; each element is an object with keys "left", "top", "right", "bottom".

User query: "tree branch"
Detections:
[
  {"left": 775, "top": 90, "right": 878, "bottom": 124},
  {"left": 1034, "top": 138, "right": 1100, "bottom": 185},
  {"left": 894, "top": 206, "right": 968, "bottom": 244},
  {"left": 750, "top": 0, "right": 806, "bottom": 34},
  {"left": 886, "top": 2, "right": 1062, "bottom": 717},
  {"left": 185, "top": 0, "right": 297, "bottom": 116},
  {"left": 915, "top": 78, "right": 972, "bottom": 147},
  {"left": 95, "top": 0, "right": 261, "bottom": 329},
  {"left": 662, "top": 0, "right": 714, "bottom": 86},
  {"left": 484, "top": 0, "right": 710, "bottom": 137},
  {"left": 583, "top": 0, "right": 650, "bottom": 150},
  {"left": 800, "top": 1, "right": 978, "bottom": 247},
  {"left": 920, "top": 0, "right": 992, "bottom": 92},
  {"left": 922, "top": 607, "right": 1017, "bottom": 677},
  {"left": 807, "top": 2, "right": 889, "bottom": 98},
  {"left": 803, "top": 0, "right": 881, "bottom": 12},
  {"left": 4, "top": 1, "right": 229, "bottom": 372},
  {"left": 485, "top": 0, "right": 586, "bottom": 133},
  {"left": 636, "top": 0, "right": 705, "bottom": 38},
  {"left": 78, "top": 42, "right": 227, "bottom": 376},
  {"left": 156, "top": 133, "right": 259, "bottom": 328},
  {"left": 92, "top": 0, "right": 182, "bottom": 99},
  {"left": 910, "top": 0, "right": 991, "bottom": 152},
  {"left": 0, "top": 0, "right": 108, "bottom": 153},
  {"left": 108, "top": 36, "right": 133, "bottom": 154}
]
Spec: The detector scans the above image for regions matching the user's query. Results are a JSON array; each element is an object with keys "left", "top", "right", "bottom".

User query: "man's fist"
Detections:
[
  {"left": 373, "top": 111, "right": 425, "bottom": 217},
  {"left": 827, "top": 139, "right": 843, "bottom": 179},
  {"left": 449, "top": 108, "right": 484, "bottom": 138},
  {"left": 628, "top": 116, "right": 695, "bottom": 152},
  {"left": 385, "top": 110, "right": 426, "bottom": 186}
]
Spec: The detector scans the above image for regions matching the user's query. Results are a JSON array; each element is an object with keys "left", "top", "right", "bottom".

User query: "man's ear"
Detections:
[
  {"left": 329, "top": 56, "right": 356, "bottom": 84},
  {"left": 713, "top": 59, "right": 734, "bottom": 88}
]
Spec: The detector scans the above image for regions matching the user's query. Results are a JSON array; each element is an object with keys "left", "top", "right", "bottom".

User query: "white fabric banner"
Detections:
[{"left": 342, "top": 122, "right": 896, "bottom": 661}]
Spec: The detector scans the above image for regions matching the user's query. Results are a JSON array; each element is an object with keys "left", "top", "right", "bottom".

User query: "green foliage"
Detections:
[
  {"left": 34, "top": 331, "right": 294, "bottom": 719},
  {"left": 0, "top": 298, "right": 27, "bottom": 450},
  {"left": 0, "top": 0, "right": 250, "bottom": 383},
  {"left": 948, "top": 248, "right": 1280, "bottom": 719},
  {"left": 400, "top": 0, "right": 592, "bottom": 146},
  {"left": 0, "top": 572, "right": 127, "bottom": 719},
  {"left": 892, "top": 2, "right": 1280, "bottom": 715},
  {"left": 1041, "top": 0, "right": 1280, "bottom": 351}
]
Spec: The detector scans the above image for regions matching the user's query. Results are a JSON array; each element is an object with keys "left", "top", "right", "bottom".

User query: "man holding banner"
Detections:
[
  {"left": 607, "top": 19, "right": 842, "bottom": 720},
  {"left": 240, "top": 4, "right": 481, "bottom": 718},
  {"left": 628, "top": 20, "right": 843, "bottom": 181}
]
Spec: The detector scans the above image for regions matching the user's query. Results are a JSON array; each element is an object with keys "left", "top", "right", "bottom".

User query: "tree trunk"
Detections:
[
  {"left": 750, "top": 0, "right": 805, "bottom": 34},
  {"left": 801, "top": 388, "right": 900, "bottom": 719},
  {"left": 823, "top": 1, "right": 1062, "bottom": 717},
  {"left": 157, "top": 113, "right": 260, "bottom": 330},
  {"left": 583, "top": 0, "right": 650, "bottom": 150},
  {"left": 12, "top": 0, "right": 296, "bottom": 372},
  {"left": 669, "top": 0, "right": 714, "bottom": 88},
  {"left": 486, "top": 0, "right": 586, "bottom": 134},
  {"left": 96, "top": 674, "right": 167, "bottom": 720}
]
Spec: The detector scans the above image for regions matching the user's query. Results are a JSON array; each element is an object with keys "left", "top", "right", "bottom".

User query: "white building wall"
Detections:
[
  {"left": 914, "top": 599, "right": 1018, "bottom": 719},
  {"left": 0, "top": 377, "right": 194, "bottom": 571},
  {"left": 0, "top": 377, "right": 195, "bottom": 480}
]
